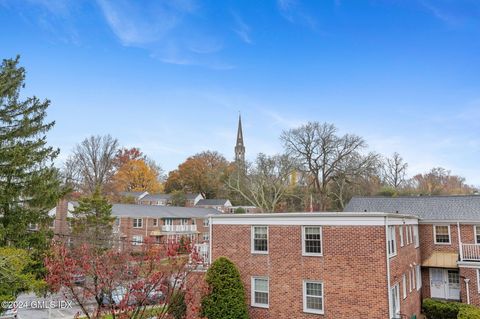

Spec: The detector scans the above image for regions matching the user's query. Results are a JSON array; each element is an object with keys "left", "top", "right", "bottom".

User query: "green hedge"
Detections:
[
  {"left": 458, "top": 305, "right": 480, "bottom": 319},
  {"left": 422, "top": 299, "right": 480, "bottom": 319}
]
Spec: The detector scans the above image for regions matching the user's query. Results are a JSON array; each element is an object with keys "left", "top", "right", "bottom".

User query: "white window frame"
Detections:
[
  {"left": 434, "top": 225, "right": 451, "bottom": 245},
  {"left": 133, "top": 218, "right": 143, "bottom": 228},
  {"left": 132, "top": 235, "right": 143, "bottom": 245},
  {"left": 152, "top": 218, "right": 158, "bottom": 227},
  {"left": 203, "top": 219, "right": 209, "bottom": 227},
  {"left": 251, "top": 277, "right": 269, "bottom": 308},
  {"left": 302, "top": 226, "right": 323, "bottom": 256},
  {"left": 390, "top": 283, "right": 400, "bottom": 317},
  {"left": 203, "top": 232, "right": 209, "bottom": 241},
  {"left": 477, "top": 269, "right": 480, "bottom": 293},
  {"left": 411, "top": 268, "right": 416, "bottom": 292},
  {"left": 388, "top": 225, "right": 397, "bottom": 257},
  {"left": 416, "top": 265, "right": 422, "bottom": 290},
  {"left": 402, "top": 274, "right": 407, "bottom": 299},
  {"left": 303, "top": 280, "right": 324, "bottom": 314},
  {"left": 164, "top": 218, "right": 173, "bottom": 226},
  {"left": 251, "top": 226, "right": 269, "bottom": 254},
  {"left": 475, "top": 225, "right": 480, "bottom": 244},
  {"left": 409, "top": 269, "right": 413, "bottom": 292},
  {"left": 414, "top": 225, "right": 420, "bottom": 248},
  {"left": 399, "top": 225, "right": 404, "bottom": 247}
]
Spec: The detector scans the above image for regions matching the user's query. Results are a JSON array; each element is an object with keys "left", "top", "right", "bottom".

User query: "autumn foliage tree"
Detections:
[
  {"left": 113, "top": 159, "right": 163, "bottom": 193},
  {"left": 45, "top": 239, "right": 204, "bottom": 319},
  {"left": 165, "top": 151, "right": 230, "bottom": 199}
]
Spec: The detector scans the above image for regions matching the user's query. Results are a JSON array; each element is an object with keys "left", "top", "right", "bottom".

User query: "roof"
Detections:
[
  {"left": 196, "top": 199, "right": 231, "bottom": 206},
  {"left": 111, "top": 204, "right": 219, "bottom": 218},
  {"left": 345, "top": 195, "right": 480, "bottom": 221},
  {"left": 119, "top": 191, "right": 148, "bottom": 199},
  {"left": 211, "top": 211, "right": 417, "bottom": 219},
  {"left": 140, "top": 193, "right": 171, "bottom": 201},
  {"left": 140, "top": 193, "right": 202, "bottom": 201}
]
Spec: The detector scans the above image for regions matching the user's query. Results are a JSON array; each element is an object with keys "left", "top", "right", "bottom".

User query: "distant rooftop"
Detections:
[
  {"left": 196, "top": 199, "right": 231, "bottom": 206},
  {"left": 140, "top": 193, "right": 202, "bottom": 201},
  {"left": 345, "top": 195, "right": 480, "bottom": 221},
  {"left": 112, "top": 204, "right": 218, "bottom": 218}
]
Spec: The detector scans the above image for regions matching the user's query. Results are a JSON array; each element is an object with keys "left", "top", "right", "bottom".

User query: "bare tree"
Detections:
[
  {"left": 382, "top": 152, "right": 408, "bottom": 189},
  {"left": 64, "top": 135, "right": 119, "bottom": 193},
  {"left": 281, "top": 122, "right": 368, "bottom": 210},
  {"left": 329, "top": 152, "right": 381, "bottom": 210},
  {"left": 227, "top": 153, "right": 297, "bottom": 213}
]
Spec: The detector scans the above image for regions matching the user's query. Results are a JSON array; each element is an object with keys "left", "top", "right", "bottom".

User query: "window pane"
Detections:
[
  {"left": 306, "top": 282, "right": 322, "bottom": 296},
  {"left": 255, "top": 279, "right": 268, "bottom": 292},
  {"left": 306, "top": 296, "right": 322, "bottom": 310},
  {"left": 254, "top": 227, "right": 268, "bottom": 252},
  {"left": 305, "top": 227, "right": 321, "bottom": 254},
  {"left": 254, "top": 292, "right": 268, "bottom": 305},
  {"left": 436, "top": 226, "right": 449, "bottom": 243},
  {"left": 476, "top": 226, "right": 480, "bottom": 244}
]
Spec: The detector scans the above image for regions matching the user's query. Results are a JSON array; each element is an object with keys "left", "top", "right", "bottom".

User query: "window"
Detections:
[
  {"left": 402, "top": 274, "right": 407, "bottom": 299},
  {"left": 409, "top": 269, "right": 413, "bottom": 292},
  {"left": 303, "top": 281, "right": 324, "bottom": 314},
  {"left": 164, "top": 218, "right": 173, "bottom": 226},
  {"left": 477, "top": 269, "right": 480, "bottom": 293},
  {"left": 416, "top": 265, "right": 422, "bottom": 290},
  {"left": 387, "top": 226, "right": 397, "bottom": 257},
  {"left": 302, "top": 226, "right": 322, "bottom": 256},
  {"left": 413, "top": 225, "right": 419, "bottom": 248},
  {"left": 399, "top": 225, "right": 404, "bottom": 247},
  {"left": 411, "top": 268, "right": 416, "bottom": 292},
  {"left": 203, "top": 232, "right": 209, "bottom": 241},
  {"left": 180, "top": 218, "right": 188, "bottom": 225},
  {"left": 191, "top": 219, "right": 196, "bottom": 225},
  {"left": 475, "top": 226, "right": 480, "bottom": 244},
  {"left": 133, "top": 218, "right": 143, "bottom": 228},
  {"left": 409, "top": 226, "right": 413, "bottom": 245},
  {"left": 132, "top": 235, "right": 143, "bottom": 245},
  {"left": 391, "top": 284, "right": 400, "bottom": 317},
  {"left": 434, "top": 225, "right": 451, "bottom": 244},
  {"left": 251, "top": 277, "right": 269, "bottom": 308},
  {"left": 252, "top": 226, "right": 268, "bottom": 253},
  {"left": 203, "top": 219, "right": 209, "bottom": 227},
  {"left": 152, "top": 218, "right": 158, "bottom": 227}
]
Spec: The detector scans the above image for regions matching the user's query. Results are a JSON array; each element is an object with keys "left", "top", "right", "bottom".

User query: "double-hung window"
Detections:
[
  {"left": 399, "top": 225, "right": 404, "bottom": 247},
  {"left": 475, "top": 225, "right": 480, "bottom": 244},
  {"left": 302, "top": 226, "right": 322, "bottom": 256},
  {"left": 391, "top": 284, "right": 400, "bottom": 317},
  {"left": 402, "top": 274, "right": 407, "bottom": 299},
  {"left": 152, "top": 218, "right": 158, "bottom": 227},
  {"left": 413, "top": 225, "right": 419, "bottom": 248},
  {"left": 133, "top": 218, "right": 143, "bottom": 228},
  {"left": 132, "top": 235, "right": 143, "bottom": 245},
  {"left": 203, "top": 219, "right": 209, "bottom": 227},
  {"left": 251, "top": 277, "right": 269, "bottom": 308},
  {"left": 434, "top": 225, "right": 451, "bottom": 244},
  {"left": 416, "top": 265, "right": 422, "bottom": 290},
  {"left": 252, "top": 226, "right": 268, "bottom": 253},
  {"left": 387, "top": 226, "right": 397, "bottom": 257},
  {"left": 303, "top": 281, "right": 324, "bottom": 314}
]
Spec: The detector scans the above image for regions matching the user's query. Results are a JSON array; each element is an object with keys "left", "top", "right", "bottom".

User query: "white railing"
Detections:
[
  {"left": 162, "top": 225, "right": 197, "bottom": 232},
  {"left": 461, "top": 244, "right": 480, "bottom": 261},
  {"left": 194, "top": 243, "right": 209, "bottom": 264}
]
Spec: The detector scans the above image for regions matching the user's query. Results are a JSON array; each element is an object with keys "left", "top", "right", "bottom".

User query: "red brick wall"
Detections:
[
  {"left": 389, "top": 225, "right": 422, "bottom": 318},
  {"left": 460, "top": 267, "right": 480, "bottom": 306},
  {"left": 419, "top": 224, "right": 461, "bottom": 263},
  {"left": 212, "top": 224, "right": 394, "bottom": 319}
]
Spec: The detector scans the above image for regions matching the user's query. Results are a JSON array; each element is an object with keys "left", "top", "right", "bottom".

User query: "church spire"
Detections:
[{"left": 234, "top": 114, "right": 245, "bottom": 164}]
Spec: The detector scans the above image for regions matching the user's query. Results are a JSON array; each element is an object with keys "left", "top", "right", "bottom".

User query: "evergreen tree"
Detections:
[
  {"left": 0, "top": 56, "right": 62, "bottom": 261},
  {"left": 70, "top": 188, "right": 115, "bottom": 250},
  {"left": 201, "top": 257, "right": 249, "bottom": 319}
]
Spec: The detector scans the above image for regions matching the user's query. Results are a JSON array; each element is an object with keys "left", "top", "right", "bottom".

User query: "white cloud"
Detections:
[{"left": 232, "top": 12, "right": 253, "bottom": 44}]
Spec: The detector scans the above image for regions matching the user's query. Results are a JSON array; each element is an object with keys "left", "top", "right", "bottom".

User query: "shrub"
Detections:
[
  {"left": 200, "top": 257, "right": 249, "bottom": 319},
  {"left": 168, "top": 291, "right": 187, "bottom": 319},
  {"left": 422, "top": 298, "right": 461, "bottom": 319},
  {"left": 234, "top": 207, "right": 246, "bottom": 214},
  {"left": 458, "top": 305, "right": 480, "bottom": 319}
]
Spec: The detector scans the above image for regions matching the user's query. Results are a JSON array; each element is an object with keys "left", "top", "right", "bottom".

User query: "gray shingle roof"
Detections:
[
  {"left": 345, "top": 195, "right": 480, "bottom": 221},
  {"left": 196, "top": 199, "right": 230, "bottom": 206},
  {"left": 140, "top": 193, "right": 171, "bottom": 201},
  {"left": 112, "top": 204, "right": 219, "bottom": 218}
]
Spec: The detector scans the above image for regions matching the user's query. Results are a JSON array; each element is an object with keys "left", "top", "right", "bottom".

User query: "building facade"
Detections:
[
  {"left": 346, "top": 196, "right": 480, "bottom": 308},
  {"left": 210, "top": 212, "right": 421, "bottom": 319}
]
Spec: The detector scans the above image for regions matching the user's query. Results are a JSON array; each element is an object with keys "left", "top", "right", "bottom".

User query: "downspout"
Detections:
[
  {"left": 385, "top": 216, "right": 392, "bottom": 319},
  {"left": 457, "top": 222, "right": 463, "bottom": 261},
  {"left": 209, "top": 215, "right": 213, "bottom": 265},
  {"left": 464, "top": 278, "right": 471, "bottom": 304}
]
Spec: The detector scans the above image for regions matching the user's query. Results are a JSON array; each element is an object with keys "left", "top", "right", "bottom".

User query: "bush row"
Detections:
[{"left": 423, "top": 298, "right": 480, "bottom": 319}]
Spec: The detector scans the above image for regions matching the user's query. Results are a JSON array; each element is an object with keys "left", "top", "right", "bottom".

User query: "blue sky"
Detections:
[{"left": 1, "top": 0, "right": 480, "bottom": 184}]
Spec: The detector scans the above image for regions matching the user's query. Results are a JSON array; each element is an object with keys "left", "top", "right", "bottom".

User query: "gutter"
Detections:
[{"left": 385, "top": 216, "right": 392, "bottom": 319}]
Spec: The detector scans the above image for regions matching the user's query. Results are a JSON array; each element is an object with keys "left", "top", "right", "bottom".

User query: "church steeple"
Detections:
[{"left": 234, "top": 114, "right": 245, "bottom": 164}]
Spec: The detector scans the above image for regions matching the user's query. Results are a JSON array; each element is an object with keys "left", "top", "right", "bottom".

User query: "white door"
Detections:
[
  {"left": 447, "top": 270, "right": 460, "bottom": 300},
  {"left": 430, "top": 268, "right": 446, "bottom": 299}
]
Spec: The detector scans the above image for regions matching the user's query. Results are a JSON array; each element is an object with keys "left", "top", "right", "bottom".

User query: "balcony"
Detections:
[
  {"left": 461, "top": 244, "right": 480, "bottom": 261},
  {"left": 161, "top": 225, "right": 197, "bottom": 232}
]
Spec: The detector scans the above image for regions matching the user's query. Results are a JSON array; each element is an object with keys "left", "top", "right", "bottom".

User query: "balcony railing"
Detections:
[
  {"left": 461, "top": 244, "right": 480, "bottom": 261},
  {"left": 162, "top": 225, "right": 197, "bottom": 232}
]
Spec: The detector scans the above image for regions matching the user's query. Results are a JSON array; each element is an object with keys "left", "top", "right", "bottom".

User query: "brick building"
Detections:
[
  {"left": 346, "top": 196, "right": 480, "bottom": 307},
  {"left": 209, "top": 212, "right": 421, "bottom": 319},
  {"left": 50, "top": 201, "right": 218, "bottom": 259}
]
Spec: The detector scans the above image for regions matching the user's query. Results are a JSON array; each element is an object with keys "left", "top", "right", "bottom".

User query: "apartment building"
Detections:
[
  {"left": 210, "top": 212, "right": 421, "bottom": 319},
  {"left": 50, "top": 201, "right": 217, "bottom": 260},
  {"left": 345, "top": 196, "right": 480, "bottom": 307}
]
